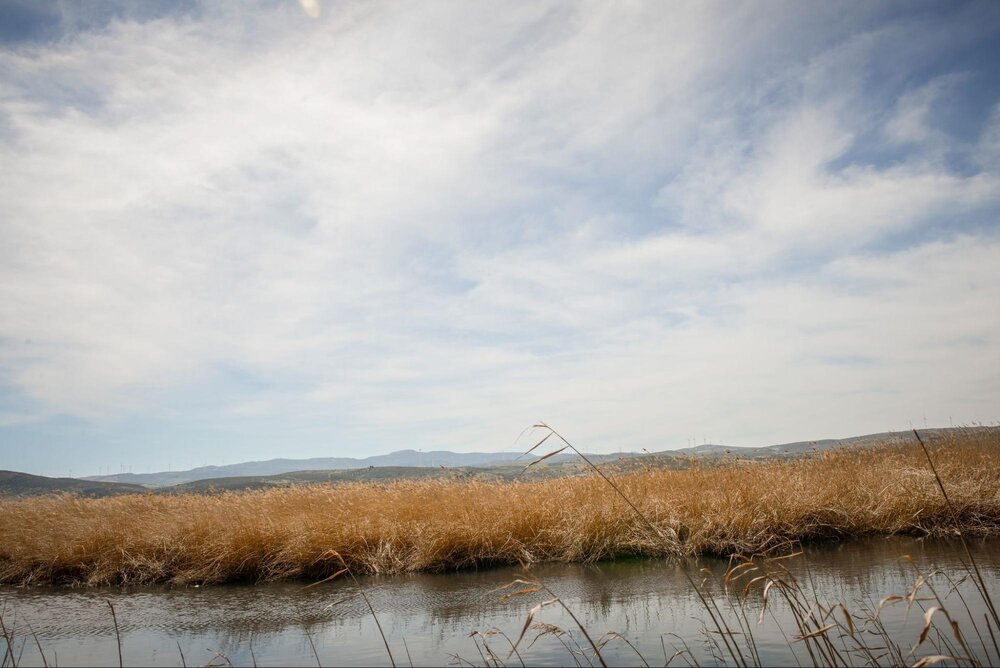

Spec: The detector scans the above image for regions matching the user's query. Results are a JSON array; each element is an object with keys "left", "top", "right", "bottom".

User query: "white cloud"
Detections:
[
  {"left": 0, "top": 1, "right": 998, "bottom": 465},
  {"left": 884, "top": 74, "right": 966, "bottom": 146}
]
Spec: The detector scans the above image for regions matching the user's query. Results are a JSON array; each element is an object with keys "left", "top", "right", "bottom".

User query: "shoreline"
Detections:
[{"left": 3, "top": 533, "right": 1000, "bottom": 592}]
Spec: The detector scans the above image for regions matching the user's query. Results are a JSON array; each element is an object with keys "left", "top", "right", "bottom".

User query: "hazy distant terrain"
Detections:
[
  {"left": 90, "top": 427, "right": 960, "bottom": 487},
  {"left": 82, "top": 450, "right": 542, "bottom": 487},
  {"left": 0, "top": 427, "right": 985, "bottom": 498},
  {"left": 0, "top": 470, "right": 148, "bottom": 498},
  {"left": 168, "top": 464, "right": 558, "bottom": 494},
  {"left": 672, "top": 429, "right": 933, "bottom": 457}
]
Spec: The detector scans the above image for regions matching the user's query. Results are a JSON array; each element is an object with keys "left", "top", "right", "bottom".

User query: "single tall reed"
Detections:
[{"left": 480, "top": 425, "right": 1000, "bottom": 668}]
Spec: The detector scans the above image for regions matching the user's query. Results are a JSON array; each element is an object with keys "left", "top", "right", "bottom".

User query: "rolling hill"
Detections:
[
  {"left": 4, "top": 427, "right": 987, "bottom": 498},
  {"left": 81, "top": 449, "right": 542, "bottom": 487},
  {"left": 0, "top": 470, "right": 149, "bottom": 498}
]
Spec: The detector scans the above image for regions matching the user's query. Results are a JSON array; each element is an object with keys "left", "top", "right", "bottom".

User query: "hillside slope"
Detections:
[{"left": 0, "top": 470, "right": 148, "bottom": 498}]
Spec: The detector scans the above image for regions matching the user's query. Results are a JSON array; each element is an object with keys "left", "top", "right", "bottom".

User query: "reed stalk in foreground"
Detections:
[
  {"left": 477, "top": 426, "right": 1000, "bottom": 668},
  {"left": 912, "top": 429, "right": 1000, "bottom": 632},
  {"left": 307, "top": 549, "right": 395, "bottom": 667},
  {"left": 106, "top": 599, "right": 122, "bottom": 668},
  {"left": 476, "top": 546, "right": 1000, "bottom": 668},
  {"left": 0, "top": 428, "right": 998, "bottom": 587}
]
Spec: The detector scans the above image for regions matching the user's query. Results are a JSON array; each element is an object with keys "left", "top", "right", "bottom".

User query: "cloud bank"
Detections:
[{"left": 1, "top": 1, "right": 999, "bottom": 475}]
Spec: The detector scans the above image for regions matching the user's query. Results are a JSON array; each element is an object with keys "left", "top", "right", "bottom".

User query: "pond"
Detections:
[{"left": 2, "top": 537, "right": 998, "bottom": 666}]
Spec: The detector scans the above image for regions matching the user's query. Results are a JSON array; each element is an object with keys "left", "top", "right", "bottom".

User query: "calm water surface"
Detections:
[{"left": 2, "top": 537, "right": 998, "bottom": 666}]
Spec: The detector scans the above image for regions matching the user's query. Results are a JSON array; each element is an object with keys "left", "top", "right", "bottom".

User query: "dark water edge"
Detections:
[{"left": 2, "top": 536, "right": 999, "bottom": 667}]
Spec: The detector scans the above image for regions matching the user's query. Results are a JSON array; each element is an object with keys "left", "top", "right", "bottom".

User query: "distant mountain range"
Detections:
[
  {"left": 0, "top": 426, "right": 984, "bottom": 497},
  {"left": 81, "top": 449, "right": 559, "bottom": 488},
  {"left": 80, "top": 427, "right": 962, "bottom": 488},
  {"left": 672, "top": 429, "right": 926, "bottom": 457}
]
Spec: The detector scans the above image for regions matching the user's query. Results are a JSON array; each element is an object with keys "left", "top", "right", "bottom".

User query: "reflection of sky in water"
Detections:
[{"left": 2, "top": 537, "right": 998, "bottom": 666}]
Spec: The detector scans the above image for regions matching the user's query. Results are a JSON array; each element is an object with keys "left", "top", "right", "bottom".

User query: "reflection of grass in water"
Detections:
[
  {"left": 3, "top": 547, "right": 997, "bottom": 666},
  {"left": 1, "top": 428, "right": 999, "bottom": 588}
]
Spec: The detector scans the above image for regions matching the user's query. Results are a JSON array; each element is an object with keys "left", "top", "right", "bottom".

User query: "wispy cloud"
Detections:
[{"left": 1, "top": 1, "right": 998, "bottom": 474}]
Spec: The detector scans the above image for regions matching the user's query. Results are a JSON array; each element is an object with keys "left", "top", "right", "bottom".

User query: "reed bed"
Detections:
[{"left": 1, "top": 429, "right": 998, "bottom": 587}]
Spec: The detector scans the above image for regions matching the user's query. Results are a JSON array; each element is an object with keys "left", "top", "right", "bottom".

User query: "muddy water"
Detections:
[{"left": 2, "top": 537, "right": 998, "bottom": 666}]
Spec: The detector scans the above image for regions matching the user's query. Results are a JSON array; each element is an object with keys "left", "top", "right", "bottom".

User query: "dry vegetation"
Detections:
[{"left": 1, "top": 429, "right": 998, "bottom": 587}]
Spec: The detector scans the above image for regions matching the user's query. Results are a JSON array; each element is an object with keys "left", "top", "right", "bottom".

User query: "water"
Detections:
[{"left": 2, "top": 537, "right": 998, "bottom": 666}]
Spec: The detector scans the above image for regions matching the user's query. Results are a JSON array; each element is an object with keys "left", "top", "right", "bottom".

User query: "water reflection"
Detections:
[{"left": 1, "top": 536, "right": 997, "bottom": 666}]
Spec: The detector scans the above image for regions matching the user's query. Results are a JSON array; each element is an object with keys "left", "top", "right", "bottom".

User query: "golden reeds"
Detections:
[{"left": 1, "top": 429, "right": 998, "bottom": 587}]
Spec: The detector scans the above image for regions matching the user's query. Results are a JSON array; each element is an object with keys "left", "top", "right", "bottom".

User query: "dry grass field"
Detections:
[{"left": 1, "top": 429, "right": 998, "bottom": 587}]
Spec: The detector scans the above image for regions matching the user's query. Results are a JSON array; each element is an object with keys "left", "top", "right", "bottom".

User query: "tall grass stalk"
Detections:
[
  {"left": 487, "top": 425, "right": 1000, "bottom": 668},
  {"left": 0, "top": 609, "right": 15, "bottom": 668},
  {"left": 913, "top": 429, "right": 1000, "bottom": 634},
  {"left": 310, "top": 549, "right": 395, "bottom": 667},
  {"left": 106, "top": 599, "right": 122, "bottom": 668}
]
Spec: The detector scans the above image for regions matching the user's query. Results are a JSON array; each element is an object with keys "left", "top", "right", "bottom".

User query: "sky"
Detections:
[{"left": 1, "top": 1, "right": 999, "bottom": 477}]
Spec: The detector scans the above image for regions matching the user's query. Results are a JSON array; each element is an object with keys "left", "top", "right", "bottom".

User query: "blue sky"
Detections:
[{"left": 1, "top": 1, "right": 999, "bottom": 476}]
